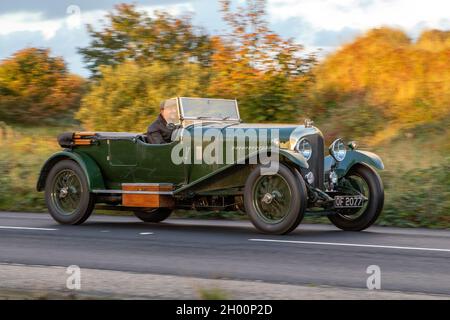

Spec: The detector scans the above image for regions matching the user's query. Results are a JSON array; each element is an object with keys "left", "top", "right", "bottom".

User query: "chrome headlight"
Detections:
[
  {"left": 295, "top": 138, "right": 312, "bottom": 160},
  {"left": 329, "top": 138, "right": 347, "bottom": 162}
]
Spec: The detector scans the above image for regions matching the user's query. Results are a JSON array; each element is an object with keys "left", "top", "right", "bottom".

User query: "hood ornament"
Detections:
[{"left": 304, "top": 118, "right": 314, "bottom": 128}]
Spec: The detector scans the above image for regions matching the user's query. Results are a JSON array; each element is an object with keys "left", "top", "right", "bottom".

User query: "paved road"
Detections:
[{"left": 0, "top": 212, "right": 449, "bottom": 296}]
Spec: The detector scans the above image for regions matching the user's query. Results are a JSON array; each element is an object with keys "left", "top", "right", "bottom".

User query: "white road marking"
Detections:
[
  {"left": 139, "top": 232, "right": 154, "bottom": 235},
  {"left": 0, "top": 262, "right": 63, "bottom": 269},
  {"left": 249, "top": 238, "right": 450, "bottom": 253},
  {"left": 0, "top": 226, "right": 58, "bottom": 231}
]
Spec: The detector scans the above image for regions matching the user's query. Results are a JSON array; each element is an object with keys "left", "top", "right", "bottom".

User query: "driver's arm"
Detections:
[
  {"left": 147, "top": 120, "right": 166, "bottom": 144},
  {"left": 147, "top": 130, "right": 165, "bottom": 144}
]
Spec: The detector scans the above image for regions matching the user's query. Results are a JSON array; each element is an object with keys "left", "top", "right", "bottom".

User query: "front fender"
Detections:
[
  {"left": 278, "top": 149, "right": 309, "bottom": 169},
  {"left": 174, "top": 149, "right": 309, "bottom": 195},
  {"left": 329, "top": 150, "right": 384, "bottom": 178},
  {"left": 36, "top": 150, "right": 105, "bottom": 192}
]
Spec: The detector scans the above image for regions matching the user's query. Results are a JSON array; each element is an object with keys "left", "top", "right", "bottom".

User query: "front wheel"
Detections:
[
  {"left": 328, "top": 164, "right": 384, "bottom": 231},
  {"left": 244, "top": 163, "right": 307, "bottom": 235},
  {"left": 45, "top": 160, "right": 95, "bottom": 225},
  {"left": 133, "top": 208, "right": 172, "bottom": 223}
]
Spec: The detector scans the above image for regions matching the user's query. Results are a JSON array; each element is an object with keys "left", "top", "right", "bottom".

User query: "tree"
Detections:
[
  {"left": 0, "top": 48, "right": 84, "bottom": 124},
  {"left": 310, "top": 27, "right": 450, "bottom": 142},
  {"left": 76, "top": 61, "right": 208, "bottom": 131},
  {"left": 416, "top": 30, "right": 450, "bottom": 52},
  {"left": 207, "top": 0, "right": 315, "bottom": 122},
  {"left": 78, "top": 3, "right": 213, "bottom": 77}
]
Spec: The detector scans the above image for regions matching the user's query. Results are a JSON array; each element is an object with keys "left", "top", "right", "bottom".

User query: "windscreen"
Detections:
[{"left": 180, "top": 98, "right": 239, "bottom": 120}]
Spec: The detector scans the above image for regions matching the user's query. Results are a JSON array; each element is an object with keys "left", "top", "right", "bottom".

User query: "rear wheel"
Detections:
[
  {"left": 45, "top": 160, "right": 95, "bottom": 225},
  {"left": 244, "top": 163, "right": 307, "bottom": 235},
  {"left": 133, "top": 208, "right": 172, "bottom": 223},
  {"left": 328, "top": 164, "right": 384, "bottom": 231}
]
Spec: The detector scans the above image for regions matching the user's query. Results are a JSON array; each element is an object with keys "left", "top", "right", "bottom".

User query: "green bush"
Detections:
[
  {"left": 76, "top": 61, "right": 208, "bottom": 132},
  {"left": 379, "top": 161, "right": 450, "bottom": 228},
  {"left": 0, "top": 125, "right": 62, "bottom": 211}
]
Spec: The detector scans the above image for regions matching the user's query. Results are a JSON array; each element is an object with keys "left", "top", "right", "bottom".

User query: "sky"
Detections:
[{"left": 0, "top": 0, "right": 449, "bottom": 77}]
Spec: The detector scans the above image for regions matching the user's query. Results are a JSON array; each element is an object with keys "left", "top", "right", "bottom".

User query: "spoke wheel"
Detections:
[
  {"left": 244, "top": 163, "right": 307, "bottom": 235},
  {"left": 51, "top": 169, "right": 82, "bottom": 216},
  {"left": 45, "top": 160, "right": 95, "bottom": 225},
  {"left": 328, "top": 164, "right": 384, "bottom": 231}
]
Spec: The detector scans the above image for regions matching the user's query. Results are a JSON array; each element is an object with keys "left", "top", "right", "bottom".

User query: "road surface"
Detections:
[{"left": 0, "top": 211, "right": 449, "bottom": 298}]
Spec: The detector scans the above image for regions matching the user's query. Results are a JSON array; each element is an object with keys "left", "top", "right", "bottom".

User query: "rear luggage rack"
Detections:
[{"left": 57, "top": 131, "right": 97, "bottom": 148}]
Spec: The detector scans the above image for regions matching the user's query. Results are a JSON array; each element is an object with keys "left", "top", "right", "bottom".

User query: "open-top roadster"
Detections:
[{"left": 37, "top": 97, "right": 384, "bottom": 234}]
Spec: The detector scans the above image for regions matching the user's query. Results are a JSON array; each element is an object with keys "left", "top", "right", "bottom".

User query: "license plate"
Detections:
[{"left": 334, "top": 196, "right": 364, "bottom": 208}]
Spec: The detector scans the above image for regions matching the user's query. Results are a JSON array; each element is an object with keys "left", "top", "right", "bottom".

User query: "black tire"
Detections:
[
  {"left": 133, "top": 208, "right": 172, "bottom": 223},
  {"left": 244, "top": 163, "right": 307, "bottom": 235},
  {"left": 328, "top": 164, "right": 384, "bottom": 231},
  {"left": 45, "top": 159, "right": 95, "bottom": 225}
]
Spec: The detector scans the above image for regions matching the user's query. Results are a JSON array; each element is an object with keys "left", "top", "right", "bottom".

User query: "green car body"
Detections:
[{"left": 37, "top": 97, "right": 385, "bottom": 234}]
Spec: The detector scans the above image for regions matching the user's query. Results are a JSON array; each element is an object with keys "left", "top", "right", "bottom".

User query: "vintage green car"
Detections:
[{"left": 37, "top": 97, "right": 384, "bottom": 235}]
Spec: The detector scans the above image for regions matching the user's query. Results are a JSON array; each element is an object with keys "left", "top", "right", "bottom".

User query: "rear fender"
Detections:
[{"left": 36, "top": 151, "right": 104, "bottom": 191}]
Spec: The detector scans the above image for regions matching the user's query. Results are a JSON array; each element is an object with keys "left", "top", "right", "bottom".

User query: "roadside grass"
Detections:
[
  {"left": 0, "top": 121, "right": 449, "bottom": 229},
  {"left": 197, "top": 287, "right": 230, "bottom": 300},
  {"left": 373, "top": 119, "right": 450, "bottom": 228},
  {"left": 0, "top": 123, "right": 65, "bottom": 212},
  {"left": 0, "top": 288, "right": 87, "bottom": 300}
]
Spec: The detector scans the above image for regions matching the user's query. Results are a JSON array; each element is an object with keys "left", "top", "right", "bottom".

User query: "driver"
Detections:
[{"left": 146, "top": 101, "right": 178, "bottom": 144}]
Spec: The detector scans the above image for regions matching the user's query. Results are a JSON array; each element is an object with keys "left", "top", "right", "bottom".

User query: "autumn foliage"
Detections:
[
  {"left": 206, "top": 0, "right": 315, "bottom": 122},
  {"left": 0, "top": 48, "right": 84, "bottom": 124},
  {"left": 77, "top": 1, "right": 315, "bottom": 130},
  {"left": 77, "top": 61, "right": 208, "bottom": 132},
  {"left": 79, "top": 3, "right": 213, "bottom": 77},
  {"left": 1, "top": 1, "right": 449, "bottom": 139},
  {"left": 310, "top": 27, "right": 450, "bottom": 141}
]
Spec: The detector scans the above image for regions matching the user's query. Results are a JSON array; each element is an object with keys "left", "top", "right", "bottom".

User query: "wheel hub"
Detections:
[
  {"left": 261, "top": 193, "right": 274, "bottom": 204},
  {"left": 253, "top": 174, "right": 292, "bottom": 225},
  {"left": 59, "top": 187, "right": 69, "bottom": 199}
]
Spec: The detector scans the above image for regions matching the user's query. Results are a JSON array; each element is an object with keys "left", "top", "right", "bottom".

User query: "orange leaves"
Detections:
[
  {"left": 206, "top": 1, "right": 315, "bottom": 122},
  {"left": 313, "top": 27, "right": 450, "bottom": 131},
  {"left": 0, "top": 48, "right": 84, "bottom": 124}
]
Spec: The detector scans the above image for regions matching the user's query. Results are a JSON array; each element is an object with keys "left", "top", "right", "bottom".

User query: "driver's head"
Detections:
[{"left": 160, "top": 100, "right": 176, "bottom": 123}]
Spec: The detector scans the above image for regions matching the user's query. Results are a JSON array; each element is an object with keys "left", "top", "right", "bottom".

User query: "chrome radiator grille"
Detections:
[{"left": 304, "top": 134, "right": 325, "bottom": 190}]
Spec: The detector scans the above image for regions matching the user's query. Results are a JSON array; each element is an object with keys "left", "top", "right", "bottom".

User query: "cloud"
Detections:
[
  {"left": 0, "top": 2, "right": 195, "bottom": 40},
  {"left": 268, "top": 0, "right": 450, "bottom": 31},
  {"left": 2, "top": 0, "right": 450, "bottom": 75},
  {"left": 0, "top": 12, "right": 62, "bottom": 40},
  {"left": 0, "top": 0, "right": 185, "bottom": 19},
  {"left": 267, "top": 0, "right": 450, "bottom": 58},
  {"left": 0, "top": 1, "right": 196, "bottom": 76},
  {"left": 0, "top": 26, "right": 92, "bottom": 76}
]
